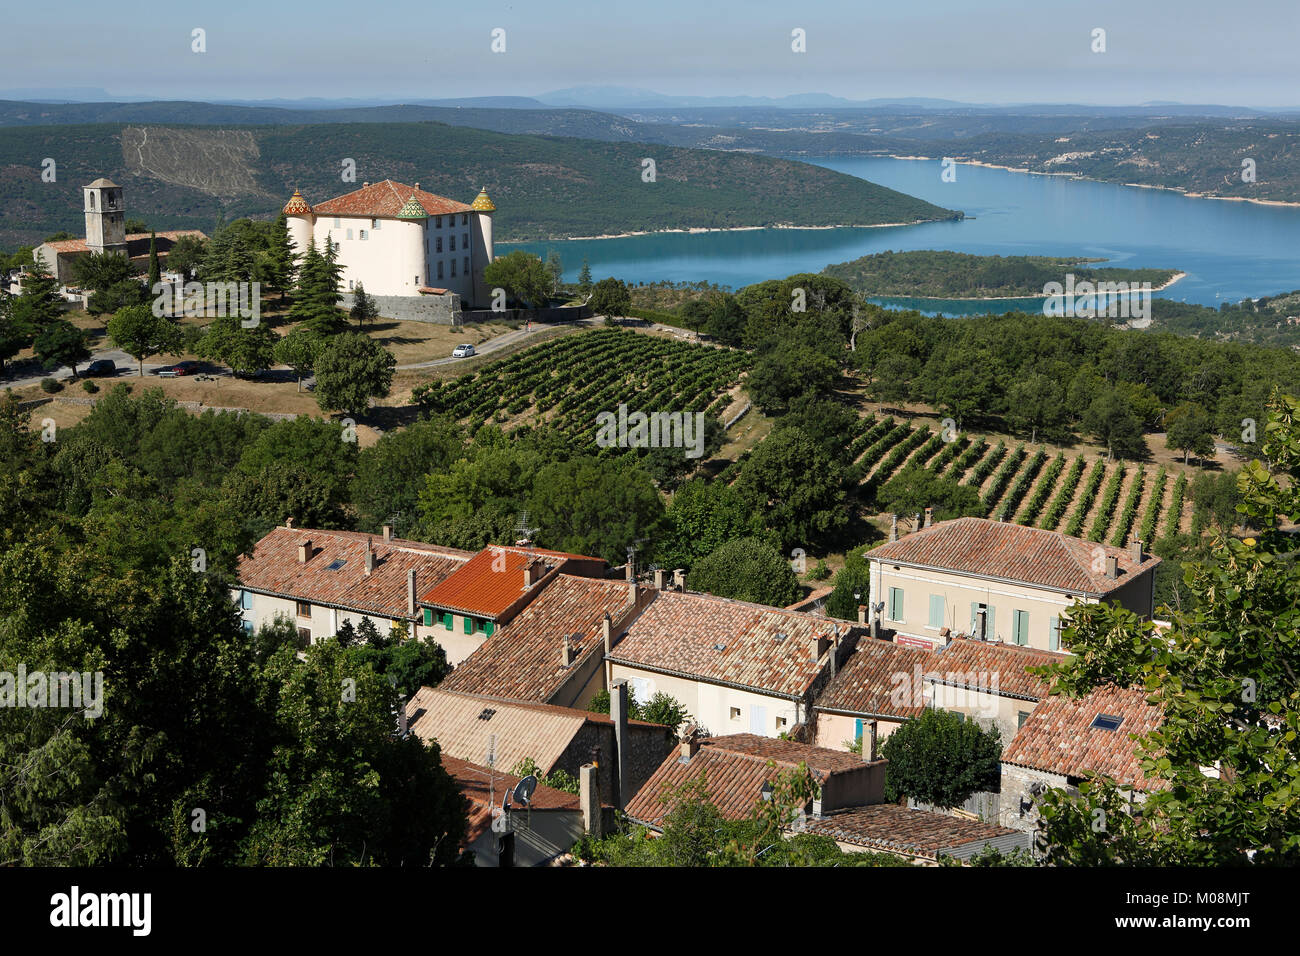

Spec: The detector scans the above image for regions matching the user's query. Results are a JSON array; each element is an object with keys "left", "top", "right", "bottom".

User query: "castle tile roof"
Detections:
[{"left": 311, "top": 180, "right": 474, "bottom": 218}]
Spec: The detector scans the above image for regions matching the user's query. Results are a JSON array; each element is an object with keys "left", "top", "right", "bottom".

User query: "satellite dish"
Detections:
[{"left": 513, "top": 774, "right": 538, "bottom": 807}]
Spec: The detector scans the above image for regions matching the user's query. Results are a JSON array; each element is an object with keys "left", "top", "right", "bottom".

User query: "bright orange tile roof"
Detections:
[
  {"left": 311, "top": 179, "right": 474, "bottom": 218},
  {"left": 418, "top": 546, "right": 605, "bottom": 620}
]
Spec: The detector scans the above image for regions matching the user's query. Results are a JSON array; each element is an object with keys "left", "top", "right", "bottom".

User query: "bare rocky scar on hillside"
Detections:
[{"left": 121, "top": 126, "right": 269, "bottom": 198}]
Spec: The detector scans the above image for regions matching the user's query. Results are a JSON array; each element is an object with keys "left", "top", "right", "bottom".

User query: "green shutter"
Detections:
[
  {"left": 928, "top": 594, "right": 944, "bottom": 628},
  {"left": 484, "top": 621, "right": 494, "bottom": 636},
  {"left": 987, "top": 606, "right": 996, "bottom": 640},
  {"left": 1014, "top": 610, "right": 1029, "bottom": 646},
  {"left": 463, "top": 616, "right": 473, "bottom": 635},
  {"left": 443, "top": 612, "right": 453, "bottom": 631},
  {"left": 422, "top": 608, "right": 433, "bottom": 628},
  {"left": 1049, "top": 616, "right": 1061, "bottom": 652},
  {"left": 888, "top": 587, "right": 903, "bottom": 622}
]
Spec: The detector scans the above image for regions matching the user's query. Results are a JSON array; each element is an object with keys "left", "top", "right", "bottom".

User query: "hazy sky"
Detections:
[{"left": 4, "top": 0, "right": 1297, "bottom": 106}]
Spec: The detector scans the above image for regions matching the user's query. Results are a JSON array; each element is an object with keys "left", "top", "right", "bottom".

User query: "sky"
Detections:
[{"left": 3, "top": 0, "right": 1298, "bottom": 107}]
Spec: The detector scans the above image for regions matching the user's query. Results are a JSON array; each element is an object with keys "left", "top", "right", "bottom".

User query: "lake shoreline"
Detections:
[
  {"left": 866, "top": 269, "right": 1189, "bottom": 301},
  {"left": 501, "top": 218, "right": 947, "bottom": 243},
  {"left": 883, "top": 154, "right": 1300, "bottom": 209}
]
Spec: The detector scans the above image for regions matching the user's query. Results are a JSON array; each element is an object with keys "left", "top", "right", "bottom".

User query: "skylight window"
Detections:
[
  {"left": 477, "top": 708, "right": 496, "bottom": 721},
  {"left": 713, "top": 643, "right": 726, "bottom": 652},
  {"left": 325, "top": 559, "right": 347, "bottom": 571},
  {"left": 1091, "top": 713, "right": 1123, "bottom": 731}
]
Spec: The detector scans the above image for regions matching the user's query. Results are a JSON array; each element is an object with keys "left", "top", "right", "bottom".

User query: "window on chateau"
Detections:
[
  {"left": 461, "top": 214, "right": 468, "bottom": 226},
  {"left": 462, "top": 233, "right": 468, "bottom": 248},
  {"left": 333, "top": 217, "right": 340, "bottom": 228},
  {"left": 371, "top": 219, "right": 379, "bottom": 229},
  {"left": 450, "top": 235, "right": 456, "bottom": 251},
  {"left": 434, "top": 216, "right": 442, "bottom": 228},
  {"left": 346, "top": 228, "right": 353, "bottom": 240},
  {"left": 436, "top": 237, "right": 442, "bottom": 253},
  {"left": 348, "top": 280, "right": 354, "bottom": 290},
  {"left": 463, "top": 256, "right": 469, "bottom": 274},
  {"left": 359, "top": 230, "right": 367, "bottom": 240},
  {"left": 450, "top": 260, "right": 456, "bottom": 277},
  {"left": 437, "top": 261, "right": 444, "bottom": 280}
]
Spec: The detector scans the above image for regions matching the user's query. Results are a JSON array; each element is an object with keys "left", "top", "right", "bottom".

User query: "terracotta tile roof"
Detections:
[
  {"left": 311, "top": 180, "right": 474, "bottom": 218},
  {"left": 625, "top": 734, "right": 873, "bottom": 826},
  {"left": 235, "top": 526, "right": 471, "bottom": 619},
  {"left": 784, "top": 586, "right": 834, "bottom": 613},
  {"left": 814, "top": 638, "right": 938, "bottom": 719},
  {"left": 440, "top": 575, "right": 635, "bottom": 701},
  {"left": 928, "top": 637, "right": 1065, "bottom": 701},
  {"left": 40, "top": 230, "right": 206, "bottom": 255},
  {"left": 867, "top": 517, "right": 1161, "bottom": 596},
  {"left": 1002, "top": 684, "right": 1163, "bottom": 789},
  {"left": 804, "top": 804, "right": 1020, "bottom": 858},
  {"left": 417, "top": 286, "right": 451, "bottom": 295},
  {"left": 405, "top": 688, "right": 658, "bottom": 776},
  {"left": 441, "top": 754, "right": 582, "bottom": 845},
  {"left": 608, "top": 590, "right": 849, "bottom": 699},
  {"left": 418, "top": 546, "right": 605, "bottom": 620}
]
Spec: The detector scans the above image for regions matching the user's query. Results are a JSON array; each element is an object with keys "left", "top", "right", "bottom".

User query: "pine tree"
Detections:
[
  {"left": 578, "top": 257, "right": 592, "bottom": 292},
  {"left": 350, "top": 282, "right": 380, "bottom": 327},
  {"left": 10, "top": 252, "right": 64, "bottom": 333},
  {"left": 289, "top": 240, "right": 345, "bottom": 337},
  {"left": 147, "top": 232, "right": 161, "bottom": 289},
  {"left": 265, "top": 213, "right": 295, "bottom": 302}
]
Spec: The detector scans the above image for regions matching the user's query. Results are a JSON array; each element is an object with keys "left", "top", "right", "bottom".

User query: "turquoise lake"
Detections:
[{"left": 501, "top": 157, "right": 1300, "bottom": 311}]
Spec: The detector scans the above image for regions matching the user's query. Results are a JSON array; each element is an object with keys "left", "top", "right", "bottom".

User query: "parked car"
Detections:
[
  {"left": 451, "top": 344, "right": 476, "bottom": 358},
  {"left": 83, "top": 359, "right": 118, "bottom": 377},
  {"left": 156, "top": 361, "right": 201, "bottom": 378}
]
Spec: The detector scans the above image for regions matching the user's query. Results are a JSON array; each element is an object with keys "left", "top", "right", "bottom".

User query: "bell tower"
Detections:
[{"left": 83, "top": 178, "right": 128, "bottom": 256}]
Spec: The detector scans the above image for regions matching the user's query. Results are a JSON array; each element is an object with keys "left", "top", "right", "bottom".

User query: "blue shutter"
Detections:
[
  {"left": 240, "top": 590, "right": 253, "bottom": 610},
  {"left": 928, "top": 594, "right": 944, "bottom": 628},
  {"left": 1049, "top": 616, "right": 1061, "bottom": 651}
]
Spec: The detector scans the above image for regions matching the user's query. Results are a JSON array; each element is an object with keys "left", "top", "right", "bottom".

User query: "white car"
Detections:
[{"left": 451, "top": 344, "right": 476, "bottom": 358}]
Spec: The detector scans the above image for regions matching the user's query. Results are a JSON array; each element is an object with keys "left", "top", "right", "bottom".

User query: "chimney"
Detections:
[
  {"left": 654, "top": 568, "right": 667, "bottom": 590},
  {"left": 610, "top": 679, "right": 629, "bottom": 808},
  {"left": 396, "top": 696, "right": 409, "bottom": 736},
  {"left": 678, "top": 723, "right": 700, "bottom": 762},
  {"left": 297, "top": 540, "right": 311, "bottom": 563},
  {"left": 407, "top": 569, "right": 417, "bottom": 617},
  {"left": 1105, "top": 555, "right": 1119, "bottom": 579},
  {"left": 362, "top": 181, "right": 370, "bottom": 188},
  {"left": 561, "top": 636, "right": 573, "bottom": 667},
  {"left": 924, "top": 507, "right": 933, "bottom": 529},
  {"left": 625, "top": 559, "right": 635, "bottom": 582},
  {"left": 365, "top": 536, "right": 375, "bottom": 576},
  {"left": 673, "top": 569, "right": 686, "bottom": 591},
  {"left": 829, "top": 628, "right": 840, "bottom": 678},
  {"left": 523, "top": 560, "right": 538, "bottom": 588},
  {"left": 383, "top": 524, "right": 392, "bottom": 542},
  {"left": 285, "top": 517, "right": 295, "bottom": 529},
  {"left": 628, "top": 580, "right": 637, "bottom": 605},
  {"left": 857, "top": 604, "right": 867, "bottom": 626},
  {"left": 812, "top": 633, "right": 832, "bottom": 662},
  {"left": 580, "top": 763, "right": 603, "bottom": 837},
  {"left": 1132, "top": 539, "right": 1144, "bottom": 563},
  {"left": 864, "top": 720, "right": 879, "bottom": 761},
  {"left": 914, "top": 512, "right": 922, "bottom": 532},
  {"left": 602, "top": 613, "right": 613, "bottom": 656},
  {"left": 413, "top": 182, "right": 419, "bottom": 189},
  {"left": 889, "top": 514, "right": 898, "bottom": 542}
]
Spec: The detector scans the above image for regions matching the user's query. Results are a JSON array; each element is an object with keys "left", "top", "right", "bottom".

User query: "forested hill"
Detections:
[
  {"left": 0, "top": 121, "right": 959, "bottom": 246},
  {"left": 823, "top": 250, "right": 1178, "bottom": 298}
]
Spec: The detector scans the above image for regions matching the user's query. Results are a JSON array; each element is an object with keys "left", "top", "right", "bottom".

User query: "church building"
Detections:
[
  {"left": 33, "top": 178, "right": 206, "bottom": 285},
  {"left": 282, "top": 180, "right": 497, "bottom": 313}
]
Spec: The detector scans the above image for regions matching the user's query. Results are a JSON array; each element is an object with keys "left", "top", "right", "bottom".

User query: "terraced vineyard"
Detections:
[
  {"left": 411, "top": 328, "right": 751, "bottom": 450},
  {"left": 853, "top": 418, "right": 1193, "bottom": 544}
]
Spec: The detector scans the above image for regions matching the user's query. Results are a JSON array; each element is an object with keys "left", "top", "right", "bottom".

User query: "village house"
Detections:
[
  {"left": 605, "top": 586, "right": 861, "bottom": 739},
  {"left": 866, "top": 515, "right": 1161, "bottom": 652},
  {"left": 233, "top": 523, "right": 472, "bottom": 646},
  {"left": 998, "top": 683, "right": 1163, "bottom": 833},
  {"left": 404, "top": 686, "right": 674, "bottom": 809},
  {"left": 415, "top": 545, "right": 607, "bottom": 666},
  {"left": 811, "top": 636, "right": 934, "bottom": 753},
  {"left": 626, "top": 732, "right": 1027, "bottom": 863}
]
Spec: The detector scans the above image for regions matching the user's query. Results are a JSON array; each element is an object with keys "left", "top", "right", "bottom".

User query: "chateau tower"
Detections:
[
  {"left": 470, "top": 187, "right": 496, "bottom": 307},
  {"left": 395, "top": 193, "right": 429, "bottom": 290},
  {"left": 83, "top": 178, "right": 127, "bottom": 256},
  {"left": 282, "top": 188, "right": 315, "bottom": 272}
]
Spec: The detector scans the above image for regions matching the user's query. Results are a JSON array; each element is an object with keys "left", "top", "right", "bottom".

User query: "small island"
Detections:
[{"left": 822, "top": 250, "right": 1180, "bottom": 298}]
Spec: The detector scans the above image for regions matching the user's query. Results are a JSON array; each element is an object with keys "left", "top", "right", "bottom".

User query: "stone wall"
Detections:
[{"left": 341, "top": 291, "right": 462, "bottom": 325}]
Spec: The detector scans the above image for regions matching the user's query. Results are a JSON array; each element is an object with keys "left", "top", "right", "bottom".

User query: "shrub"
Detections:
[
  {"left": 82, "top": 379, "right": 99, "bottom": 394},
  {"left": 40, "top": 377, "right": 62, "bottom": 394}
]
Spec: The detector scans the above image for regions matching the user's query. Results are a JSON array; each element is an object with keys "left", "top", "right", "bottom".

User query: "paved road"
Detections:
[{"left": 3, "top": 319, "right": 601, "bottom": 390}]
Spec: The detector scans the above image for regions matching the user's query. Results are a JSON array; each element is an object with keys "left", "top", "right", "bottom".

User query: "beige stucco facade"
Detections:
[
  {"left": 607, "top": 664, "right": 801, "bottom": 738},
  {"left": 868, "top": 559, "right": 1155, "bottom": 653}
]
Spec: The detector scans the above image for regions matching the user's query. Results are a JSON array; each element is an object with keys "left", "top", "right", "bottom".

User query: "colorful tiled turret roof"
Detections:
[
  {"left": 396, "top": 194, "right": 428, "bottom": 219},
  {"left": 469, "top": 188, "right": 496, "bottom": 212},
  {"left": 282, "top": 189, "right": 312, "bottom": 215}
]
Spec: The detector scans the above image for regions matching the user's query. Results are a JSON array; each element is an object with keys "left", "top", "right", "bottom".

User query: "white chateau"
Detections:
[{"left": 282, "top": 180, "right": 497, "bottom": 313}]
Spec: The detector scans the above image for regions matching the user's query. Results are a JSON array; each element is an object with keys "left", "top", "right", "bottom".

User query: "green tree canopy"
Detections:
[
  {"left": 881, "top": 708, "right": 1002, "bottom": 808},
  {"left": 312, "top": 331, "right": 396, "bottom": 416},
  {"left": 686, "top": 536, "right": 802, "bottom": 607}
]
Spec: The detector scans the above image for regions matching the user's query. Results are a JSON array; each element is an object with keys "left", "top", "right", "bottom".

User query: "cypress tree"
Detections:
[{"left": 147, "top": 232, "right": 161, "bottom": 289}]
